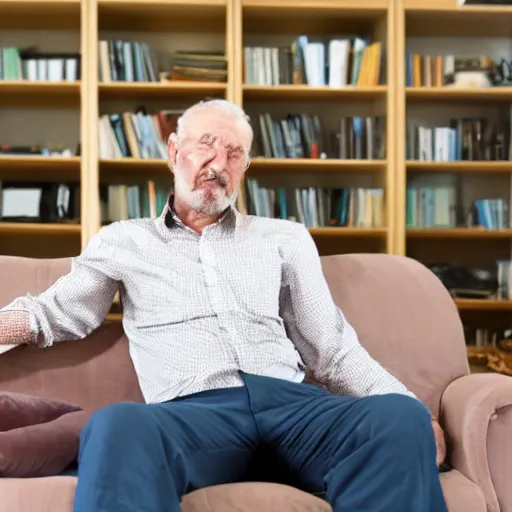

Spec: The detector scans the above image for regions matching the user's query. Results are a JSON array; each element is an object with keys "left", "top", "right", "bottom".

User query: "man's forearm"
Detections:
[{"left": 0, "top": 310, "right": 40, "bottom": 346}]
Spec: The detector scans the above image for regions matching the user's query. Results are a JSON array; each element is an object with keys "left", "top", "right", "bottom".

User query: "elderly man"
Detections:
[{"left": 0, "top": 99, "right": 447, "bottom": 512}]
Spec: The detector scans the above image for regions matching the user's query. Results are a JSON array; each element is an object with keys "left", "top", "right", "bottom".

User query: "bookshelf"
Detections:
[
  {"left": 0, "top": 0, "right": 84, "bottom": 258},
  {"left": 1, "top": 0, "right": 512, "bottom": 352},
  {"left": 396, "top": 0, "right": 512, "bottom": 352},
  {"left": 237, "top": 0, "right": 394, "bottom": 256}
]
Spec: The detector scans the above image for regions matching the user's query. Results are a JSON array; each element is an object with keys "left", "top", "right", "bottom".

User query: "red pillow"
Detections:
[
  {"left": 0, "top": 392, "right": 82, "bottom": 432},
  {"left": 0, "top": 409, "right": 91, "bottom": 477}
]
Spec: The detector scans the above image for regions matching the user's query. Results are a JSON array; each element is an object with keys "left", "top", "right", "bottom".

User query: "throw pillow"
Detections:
[
  {"left": 0, "top": 391, "right": 82, "bottom": 432},
  {"left": 0, "top": 409, "right": 91, "bottom": 477}
]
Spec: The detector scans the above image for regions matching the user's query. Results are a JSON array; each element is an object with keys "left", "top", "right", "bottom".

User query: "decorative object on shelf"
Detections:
[
  {"left": 496, "top": 260, "right": 512, "bottom": 300},
  {"left": 467, "top": 334, "right": 512, "bottom": 376},
  {"left": 493, "top": 58, "right": 512, "bottom": 86},
  {"left": 427, "top": 264, "right": 498, "bottom": 299},
  {"left": 449, "top": 70, "right": 492, "bottom": 88}
]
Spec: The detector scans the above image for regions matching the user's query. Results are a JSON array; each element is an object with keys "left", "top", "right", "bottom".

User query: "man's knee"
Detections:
[
  {"left": 363, "top": 394, "right": 434, "bottom": 449},
  {"left": 80, "top": 402, "right": 149, "bottom": 444}
]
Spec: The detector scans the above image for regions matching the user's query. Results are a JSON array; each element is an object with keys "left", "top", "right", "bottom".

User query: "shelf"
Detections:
[
  {"left": 0, "top": 0, "right": 81, "bottom": 30},
  {"left": 243, "top": 85, "right": 386, "bottom": 101},
  {"left": 99, "top": 81, "right": 227, "bottom": 101},
  {"left": 0, "top": 81, "right": 80, "bottom": 108},
  {"left": 309, "top": 227, "right": 387, "bottom": 237},
  {"left": 407, "top": 161, "right": 512, "bottom": 174},
  {"left": 0, "top": 155, "right": 81, "bottom": 181},
  {"left": 0, "top": 223, "right": 81, "bottom": 236},
  {"left": 98, "top": 0, "right": 226, "bottom": 32},
  {"left": 100, "top": 158, "right": 168, "bottom": 178},
  {"left": 455, "top": 299, "right": 512, "bottom": 312},
  {"left": 407, "top": 228, "right": 512, "bottom": 239},
  {"left": 100, "top": 158, "right": 386, "bottom": 177},
  {"left": 405, "top": 5, "right": 512, "bottom": 38},
  {"left": 406, "top": 87, "right": 512, "bottom": 103},
  {"left": 242, "top": 0, "right": 387, "bottom": 35},
  {"left": 248, "top": 158, "right": 386, "bottom": 174}
]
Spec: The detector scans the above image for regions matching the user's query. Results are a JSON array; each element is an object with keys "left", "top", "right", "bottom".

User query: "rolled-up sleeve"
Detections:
[{"left": 0, "top": 223, "right": 121, "bottom": 348}]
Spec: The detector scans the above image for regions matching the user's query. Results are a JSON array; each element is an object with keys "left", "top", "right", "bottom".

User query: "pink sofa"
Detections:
[{"left": 0, "top": 252, "right": 510, "bottom": 512}]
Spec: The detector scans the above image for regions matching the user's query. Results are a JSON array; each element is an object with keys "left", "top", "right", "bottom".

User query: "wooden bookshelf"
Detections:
[
  {"left": 407, "top": 161, "right": 512, "bottom": 174},
  {"left": 0, "top": 222, "right": 80, "bottom": 236},
  {"left": 99, "top": 81, "right": 227, "bottom": 100},
  {"left": 3, "top": 0, "right": 512, "bottom": 349},
  {"left": 455, "top": 299, "right": 512, "bottom": 312},
  {"left": 406, "top": 86, "right": 512, "bottom": 103},
  {"left": 243, "top": 85, "right": 387, "bottom": 101},
  {"left": 407, "top": 228, "right": 512, "bottom": 239},
  {"left": 396, "top": 0, "right": 512, "bottom": 358},
  {"left": 247, "top": 158, "right": 387, "bottom": 174},
  {"left": 0, "top": 81, "right": 80, "bottom": 107}
]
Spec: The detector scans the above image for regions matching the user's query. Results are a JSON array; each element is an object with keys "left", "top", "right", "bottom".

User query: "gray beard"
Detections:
[{"left": 178, "top": 184, "right": 238, "bottom": 217}]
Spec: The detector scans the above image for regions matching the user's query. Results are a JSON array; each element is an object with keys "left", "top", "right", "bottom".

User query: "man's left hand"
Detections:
[{"left": 431, "top": 417, "right": 446, "bottom": 468}]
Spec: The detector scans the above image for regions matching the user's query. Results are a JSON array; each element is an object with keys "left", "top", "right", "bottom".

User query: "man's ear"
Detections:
[{"left": 167, "top": 133, "right": 178, "bottom": 167}]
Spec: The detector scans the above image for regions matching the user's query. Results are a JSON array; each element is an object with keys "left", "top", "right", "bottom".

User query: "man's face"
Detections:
[{"left": 168, "top": 109, "right": 252, "bottom": 216}]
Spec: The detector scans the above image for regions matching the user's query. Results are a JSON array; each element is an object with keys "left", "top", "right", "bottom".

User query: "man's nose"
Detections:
[{"left": 208, "top": 149, "right": 228, "bottom": 173}]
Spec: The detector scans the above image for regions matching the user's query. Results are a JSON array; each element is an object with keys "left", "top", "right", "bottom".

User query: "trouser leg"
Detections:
[
  {"left": 73, "top": 387, "right": 258, "bottom": 512},
  {"left": 241, "top": 373, "right": 448, "bottom": 512}
]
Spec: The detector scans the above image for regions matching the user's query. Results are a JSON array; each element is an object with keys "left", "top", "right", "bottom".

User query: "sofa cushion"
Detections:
[
  {"left": 0, "top": 391, "right": 82, "bottom": 431},
  {"left": 182, "top": 483, "right": 332, "bottom": 512},
  {"left": 439, "top": 470, "right": 487, "bottom": 512},
  {"left": 0, "top": 410, "right": 90, "bottom": 478},
  {"left": 0, "top": 478, "right": 332, "bottom": 512}
]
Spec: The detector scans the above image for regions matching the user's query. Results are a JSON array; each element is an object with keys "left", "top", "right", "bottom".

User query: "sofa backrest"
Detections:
[
  {"left": 320, "top": 253, "right": 469, "bottom": 417},
  {"left": 0, "top": 256, "right": 143, "bottom": 411},
  {"left": 0, "top": 252, "right": 469, "bottom": 417}
]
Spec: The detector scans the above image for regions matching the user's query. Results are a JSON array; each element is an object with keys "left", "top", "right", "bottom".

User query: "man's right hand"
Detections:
[{"left": 0, "top": 310, "right": 35, "bottom": 347}]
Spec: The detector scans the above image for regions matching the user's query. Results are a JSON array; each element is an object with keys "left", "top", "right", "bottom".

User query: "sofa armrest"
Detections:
[{"left": 441, "top": 373, "right": 512, "bottom": 512}]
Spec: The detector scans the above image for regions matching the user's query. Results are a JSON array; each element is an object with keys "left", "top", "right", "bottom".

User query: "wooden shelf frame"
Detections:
[
  {"left": 7, "top": 1, "right": 512, "bottom": 320},
  {"left": 8, "top": 0, "right": 512, "bottom": 305},
  {"left": 0, "top": 0, "right": 395, "bottom": 257}
]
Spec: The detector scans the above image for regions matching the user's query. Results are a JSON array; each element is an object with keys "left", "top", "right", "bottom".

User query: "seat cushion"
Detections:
[
  {"left": 182, "top": 483, "right": 332, "bottom": 512},
  {"left": 0, "top": 478, "right": 331, "bottom": 512},
  {"left": 0, "top": 471, "right": 486, "bottom": 512},
  {"left": 440, "top": 469, "right": 487, "bottom": 512},
  {"left": 0, "top": 475, "right": 77, "bottom": 512}
]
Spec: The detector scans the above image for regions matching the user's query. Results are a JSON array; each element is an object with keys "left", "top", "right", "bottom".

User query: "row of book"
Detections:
[
  {"left": 93, "top": 179, "right": 386, "bottom": 230},
  {"left": 405, "top": 53, "right": 493, "bottom": 88},
  {"left": 243, "top": 37, "right": 383, "bottom": 87},
  {"left": 245, "top": 181, "right": 384, "bottom": 228},
  {"left": 406, "top": 184, "right": 509, "bottom": 230},
  {"left": 0, "top": 146, "right": 76, "bottom": 156},
  {"left": 99, "top": 40, "right": 157, "bottom": 83},
  {"left": 252, "top": 113, "right": 386, "bottom": 160},
  {"left": 101, "top": 181, "right": 169, "bottom": 223},
  {"left": 0, "top": 47, "right": 79, "bottom": 82},
  {"left": 406, "top": 116, "right": 512, "bottom": 162},
  {"left": 98, "top": 40, "right": 227, "bottom": 83},
  {"left": 99, "top": 109, "right": 182, "bottom": 160}
]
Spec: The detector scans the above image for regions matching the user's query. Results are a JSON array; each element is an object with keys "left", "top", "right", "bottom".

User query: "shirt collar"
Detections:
[{"left": 157, "top": 194, "right": 239, "bottom": 238}]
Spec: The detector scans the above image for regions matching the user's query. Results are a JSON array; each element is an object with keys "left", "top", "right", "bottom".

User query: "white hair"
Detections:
[{"left": 174, "top": 99, "right": 253, "bottom": 144}]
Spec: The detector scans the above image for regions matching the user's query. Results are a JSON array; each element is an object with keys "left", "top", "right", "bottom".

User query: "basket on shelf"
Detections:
[{"left": 467, "top": 339, "right": 512, "bottom": 376}]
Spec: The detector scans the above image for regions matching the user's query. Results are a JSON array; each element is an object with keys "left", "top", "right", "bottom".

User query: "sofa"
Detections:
[{"left": 0, "top": 252, "right": 510, "bottom": 512}]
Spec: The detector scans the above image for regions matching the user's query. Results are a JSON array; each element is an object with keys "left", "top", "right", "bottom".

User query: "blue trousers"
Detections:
[{"left": 74, "top": 373, "right": 448, "bottom": 512}]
